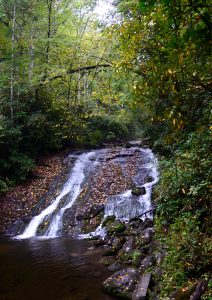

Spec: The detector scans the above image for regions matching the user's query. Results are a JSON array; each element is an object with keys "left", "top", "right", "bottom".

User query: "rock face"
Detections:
[
  {"left": 76, "top": 204, "right": 104, "bottom": 221},
  {"left": 6, "top": 218, "right": 29, "bottom": 235},
  {"left": 132, "top": 272, "right": 151, "bottom": 300},
  {"left": 103, "top": 268, "right": 139, "bottom": 299}
]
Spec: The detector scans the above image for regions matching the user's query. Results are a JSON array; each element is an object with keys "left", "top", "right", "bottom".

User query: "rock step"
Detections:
[{"left": 132, "top": 272, "right": 151, "bottom": 300}]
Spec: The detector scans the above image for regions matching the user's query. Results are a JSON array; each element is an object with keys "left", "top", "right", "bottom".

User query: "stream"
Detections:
[
  {"left": 0, "top": 145, "right": 158, "bottom": 300},
  {"left": 0, "top": 236, "right": 116, "bottom": 300}
]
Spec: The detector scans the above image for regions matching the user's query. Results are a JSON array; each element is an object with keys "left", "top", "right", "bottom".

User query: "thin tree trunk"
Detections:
[
  {"left": 10, "top": 2, "right": 16, "bottom": 121},
  {"left": 45, "top": 0, "right": 53, "bottom": 78},
  {"left": 29, "top": 25, "right": 34, "bottom": 84}
]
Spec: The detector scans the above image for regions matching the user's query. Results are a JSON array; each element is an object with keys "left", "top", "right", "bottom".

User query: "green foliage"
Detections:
[
  {"left": 156, "top": 213, "right": 211, "bottom": 295},
  {"left": 154, "top": 130, "right": 211, "bottom": 295},
  {"left": 84, "top": 114, "right": 130, "bottom": 146}
]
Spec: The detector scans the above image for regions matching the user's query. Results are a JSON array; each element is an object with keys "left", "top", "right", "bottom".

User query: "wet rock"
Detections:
[
  {"left": 6, "top": 219, "right": 26, "bottom": 235},
  {"left": 118, "top": 237, "right": 135, "bottom": 262},
  {"left": 77, "top": 294, "right": 90, "bottom": 300},
  {"left": 103, "top": 268, "right": 139, "bottom": 299},
  {"left": 93, "top": 239, "right": 105, "bottom": 247},
  {"left": 107, "top": 237, "right": 123, "bottom": 252},
  {"left": 125, "top": 142, "right": 133, "bottom": 148},
  {"left": 139, "top": 256, "right": 154, "bottom": 274},
  {"left": 132, "top": 272, "right": 151, "bottom": 300},
  {"left": 76, "top": 204, "right": 104, "bottom": 221},
  {"left": 129, "top": 217, "right": 143, "bottom": 229},
  {"left": 131, "top": 187, "right": 146, "bottom": 196},
  {"left": 91, "top": 271, "right": 102, "bottom": 278},
  {"left": 122, "top": 237, "right": 135, "bottom": 254},
  {"left": 142, "top": 218, "right": 154, "bottom": 229},
  {"left": 103, "top": 246, "right": 116, "bottom": 256},
  {"left": 154, "top": 251, "right": 164, "bottom": 265},
  {"left": 102, "top": 215, "right": 116, "bottom": 226},
  {"left": 104, "top": 218, "right": 126, "bottom": 235},
  {"left": 103, "top": 237, "right": 123, "bottom": 256},
  {"left": 144, "top": 175, "right": 154, "bottom": 183},
  {"left": 106, "top": 149, "right": 136, "bottom": 161}
]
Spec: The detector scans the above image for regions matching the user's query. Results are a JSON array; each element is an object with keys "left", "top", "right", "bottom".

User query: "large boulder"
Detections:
[
  {"left": 103, "top": 268, "right": 139, "bottom": 299},
  {"left": 118, "top": 236, "right": 136, "bottom": 262}
]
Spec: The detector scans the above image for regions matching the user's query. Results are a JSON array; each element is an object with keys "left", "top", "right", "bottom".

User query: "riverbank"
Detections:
[{"left": 0, "top": 151, "right": 67, "bottom": 234}]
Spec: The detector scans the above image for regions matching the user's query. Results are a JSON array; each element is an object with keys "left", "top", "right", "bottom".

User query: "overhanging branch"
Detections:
[{"left": 46, "top": 63, "right": 112, "bottom": 83}]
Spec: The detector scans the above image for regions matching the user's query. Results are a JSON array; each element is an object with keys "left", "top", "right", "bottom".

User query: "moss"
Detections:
[
  {"left": 103, "top": 217, "right": 126, "bottom": 235},
  {"left": 132, "top": 250, "right": 142, "bottom": 267}
]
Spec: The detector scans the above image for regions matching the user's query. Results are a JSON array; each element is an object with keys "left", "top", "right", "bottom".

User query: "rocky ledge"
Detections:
[{"left": 92, "top": 215, "right": 161, "bottom": 300}]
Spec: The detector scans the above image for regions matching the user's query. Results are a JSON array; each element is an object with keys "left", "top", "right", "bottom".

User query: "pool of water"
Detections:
[{"left": 0, "top": 235, "right": 117, "bottom": 300}]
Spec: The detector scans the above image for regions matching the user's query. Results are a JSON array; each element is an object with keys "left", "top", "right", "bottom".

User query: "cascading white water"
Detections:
[
  {"left": 104, "top": 148, "right": 159, "bottom": 221},
  {"left": 15, "top": 152, "right": 96, "bottom": 240},
  {"left": 78, "top": 148, "right": 159, "bottom": 239}
]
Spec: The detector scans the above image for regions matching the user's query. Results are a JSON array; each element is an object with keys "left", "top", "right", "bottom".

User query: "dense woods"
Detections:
[{"left": 0, "top": 0, "right": 211, "bottom": 298}]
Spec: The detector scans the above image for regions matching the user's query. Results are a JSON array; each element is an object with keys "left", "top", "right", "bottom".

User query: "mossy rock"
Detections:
[
  {"left": 103, "top": 217, "right": 126, "bottom": 235},
  {"left": 131, "top": 186, "right": 146, "bottom": 196},
  {"left": 132, "top": 250, "right": 142, "bottom": 268},
  {"left": 102, "top": 215, "right": 116, "bottom": 227},
  {"left": 103, "top": 268, "right": 138, "bottom": 299}
]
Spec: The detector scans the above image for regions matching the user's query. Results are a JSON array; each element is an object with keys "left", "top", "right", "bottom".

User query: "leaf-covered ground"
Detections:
[{"left": 0, "top": 152, "right": 65, "bottom": 233}]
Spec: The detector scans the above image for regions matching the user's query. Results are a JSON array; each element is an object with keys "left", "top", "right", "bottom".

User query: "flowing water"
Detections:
[
  {"left": 15, "top": 151, "right": 100, "bottom": 239},
  {"left": 1, "top": 146, "right": 158, "bottom": 300}
]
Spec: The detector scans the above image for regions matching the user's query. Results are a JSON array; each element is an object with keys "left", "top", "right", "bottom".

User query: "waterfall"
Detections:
[
  {"left": 14, "top": 146, "right": 158, "bottom": 241},
  {"left": 15, "top": 152, "right": 97, "bottom": 240},
  {"left": 104, "top": 148, "right": 159, "bottom": 221},
  {"left": 78, "top": 148, "right": 159, "bottom": 240}
]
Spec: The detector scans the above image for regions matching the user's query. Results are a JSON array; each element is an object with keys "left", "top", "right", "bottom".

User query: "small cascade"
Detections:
[
  {"left": 15, "top": 152, "right": 98, "bottom": 239},
  {"left": 105, "top": 148, "right": 158, "bottom": 221},
  {"left": 13, "top": 146, "right": 158, "bottom": 241},
  {"left": 78, "top": 148, "right": 158, "bottom": 240}
]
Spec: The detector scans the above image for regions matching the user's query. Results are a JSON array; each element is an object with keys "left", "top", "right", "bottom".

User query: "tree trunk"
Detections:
[
  {"left": 28, "top": 25, "right": 35, "bottom": 84},
  {"left": 45, "top": 0, "right": 53, "bottom": 78},
  {"left": 10, "top": 2, "right": 16, "bottom": 121}
]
